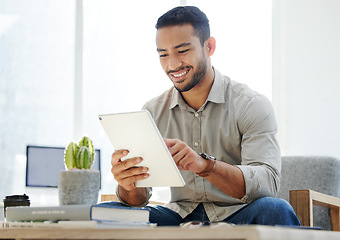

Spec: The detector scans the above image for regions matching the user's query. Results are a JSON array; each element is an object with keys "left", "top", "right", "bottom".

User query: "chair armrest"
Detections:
[
  {"left": 289, "top": 189, "right": 340, "bottom": 231},
  {"left": 100, "top": 194, "right": 165, "bottom": 205}
]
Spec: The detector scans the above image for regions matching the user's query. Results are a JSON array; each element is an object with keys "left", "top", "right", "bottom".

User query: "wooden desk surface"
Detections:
[{"left": 0, "top": 225, "right": 339, "bottom": 240}]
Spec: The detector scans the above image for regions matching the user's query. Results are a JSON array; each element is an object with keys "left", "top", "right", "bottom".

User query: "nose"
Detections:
[{"left": 168, "top": 55, "right": 182, "bottom": 71}]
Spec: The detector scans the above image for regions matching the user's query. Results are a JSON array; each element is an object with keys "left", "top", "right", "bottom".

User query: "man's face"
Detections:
[{"left": 156, "top": 24, "right": 208, "bottom": 92}]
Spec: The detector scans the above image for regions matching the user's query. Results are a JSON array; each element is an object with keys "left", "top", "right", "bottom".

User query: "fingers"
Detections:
[
  {"left": 177, "top": 153, "right": 195, "bottom": 170},
  {"left": 164, "top": 139, "right": 196, "bottom": 170},
  {"left": 118, "top": 171, "right": 149, "bottom": 191},
  {"left": 111, "top": 150, "right": 149, "bottom": 191},
  {"left": 164, "top": 138, "right": 176, "bottom": 148},
  {"left": 111, "top": 149, "right": 128, "bottom": 166}
]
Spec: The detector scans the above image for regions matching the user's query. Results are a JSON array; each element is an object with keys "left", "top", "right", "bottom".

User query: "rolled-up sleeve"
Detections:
[{"left": 237, "top": 94, "right": 281, "bottom": 203}]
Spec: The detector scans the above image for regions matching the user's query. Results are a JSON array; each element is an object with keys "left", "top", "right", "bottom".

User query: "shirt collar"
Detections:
[
  {"left": 169, "top": 88, "right": 186, "bottom": 110},
  {"left": 206, "top": 68, "right": 226, "bottom": 104},
  {"left": 169, "top": 68, "right": 226, "bottom": 110}
]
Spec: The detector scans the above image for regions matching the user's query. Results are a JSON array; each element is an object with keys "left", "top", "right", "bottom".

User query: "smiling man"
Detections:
[{"left": 110, "top": 6, "right": 301, "bottom": 227}]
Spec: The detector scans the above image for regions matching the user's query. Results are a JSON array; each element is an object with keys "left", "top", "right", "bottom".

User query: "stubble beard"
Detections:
[{"left": 173, "top": 58, "right": 207, "bottom": 93}]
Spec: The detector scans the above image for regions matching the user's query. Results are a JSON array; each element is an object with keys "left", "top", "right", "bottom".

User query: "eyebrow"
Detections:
[{"left": 157, "top": 42, "right": 192, "bottom": 52}]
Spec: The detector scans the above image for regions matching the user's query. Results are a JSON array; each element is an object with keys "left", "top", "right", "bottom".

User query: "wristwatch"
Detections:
[
  {"left": 197, "top": 152, "right": 217, "bottom": 177},
  {"left": 199, "top": 152, "right": 217, "bottom": 161}
]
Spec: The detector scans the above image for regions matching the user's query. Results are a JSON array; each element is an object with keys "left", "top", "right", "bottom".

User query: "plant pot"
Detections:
[{"left": 58, "top": 169, "right": 100, "bottom": 205}]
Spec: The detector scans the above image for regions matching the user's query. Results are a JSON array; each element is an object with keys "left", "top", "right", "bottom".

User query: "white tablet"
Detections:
[{"left": 99, "top": 110, "right": 185, "bottom": 187}]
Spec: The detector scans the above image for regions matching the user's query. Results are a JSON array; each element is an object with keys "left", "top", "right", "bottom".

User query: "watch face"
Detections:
[{"left": 200, "top": 152, "right": 216, "bottom": 160}]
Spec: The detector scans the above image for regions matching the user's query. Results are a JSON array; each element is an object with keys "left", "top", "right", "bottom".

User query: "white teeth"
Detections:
[{"left": 173, "top": 71, "right": 187, "bottom": 78}]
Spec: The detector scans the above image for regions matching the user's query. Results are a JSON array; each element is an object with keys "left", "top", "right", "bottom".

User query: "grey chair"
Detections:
[{"left": 277, "top": 156, "right": 340, "bottom": 231}]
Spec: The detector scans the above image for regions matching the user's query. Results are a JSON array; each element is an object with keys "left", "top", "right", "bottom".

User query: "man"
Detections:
[{"left": 111, "top": 6, "right": 300, "bottom": 226}]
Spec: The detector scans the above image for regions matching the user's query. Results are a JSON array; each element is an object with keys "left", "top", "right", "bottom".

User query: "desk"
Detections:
[{"left": 0, "top": 225, "right": 339, "bottom": 240}]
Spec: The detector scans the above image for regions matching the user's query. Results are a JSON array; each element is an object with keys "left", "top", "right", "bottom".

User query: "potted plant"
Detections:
[{"left": 58, "top": 136, "right": 100, "bottom": 205}]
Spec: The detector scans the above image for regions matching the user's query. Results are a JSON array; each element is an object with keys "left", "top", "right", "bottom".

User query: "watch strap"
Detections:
[{"left": 196, "top": 152, "right": 217, "bottom": 177}]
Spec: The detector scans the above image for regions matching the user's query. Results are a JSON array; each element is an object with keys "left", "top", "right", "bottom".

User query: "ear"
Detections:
[{"left": 206, "top": 37, "right": 216, "bottom": 56}]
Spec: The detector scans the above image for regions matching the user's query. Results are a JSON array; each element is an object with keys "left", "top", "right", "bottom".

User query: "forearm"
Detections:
[
  {"left": 117, "top": 185, "right": 149, "bottom": 207},
  {"left": 206, "top": 160, "right": 246, "bottom": 199}
]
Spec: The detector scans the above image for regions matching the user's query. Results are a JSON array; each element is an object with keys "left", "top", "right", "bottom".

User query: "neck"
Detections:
[{"left": 181, "top": 67, "right": 215, "bottom": 111}]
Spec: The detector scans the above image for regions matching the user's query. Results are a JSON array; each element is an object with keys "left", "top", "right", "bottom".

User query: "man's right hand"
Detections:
[{"left": 111, "top": 150, "right": 149, "bottom": 191}]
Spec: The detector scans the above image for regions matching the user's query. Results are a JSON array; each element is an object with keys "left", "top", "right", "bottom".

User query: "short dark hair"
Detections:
[{"left": 155, "top": 6, "right": 210, "bottom": 46}]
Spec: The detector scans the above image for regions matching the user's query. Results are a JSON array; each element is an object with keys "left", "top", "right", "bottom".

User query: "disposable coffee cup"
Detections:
[{"left": 3, "top": 194, "right": 30, "bottom": 219}]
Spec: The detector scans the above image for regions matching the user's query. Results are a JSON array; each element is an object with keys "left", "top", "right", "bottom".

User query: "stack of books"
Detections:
[{"left": 1, "top": 201, "right": 153, "bottom": 229}]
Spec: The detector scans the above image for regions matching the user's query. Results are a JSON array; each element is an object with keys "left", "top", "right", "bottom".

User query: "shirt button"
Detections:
[
  {"left": 194, "top": 112, "right": 199, "bottom": 118},
  {"left": 194, "top": 142, "right": 199, "bottom": 147}
]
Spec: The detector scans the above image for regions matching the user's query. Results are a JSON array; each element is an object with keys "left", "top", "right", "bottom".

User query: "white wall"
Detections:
[{"left": 273, "top": 0, "right": 340, "bottom": 158}]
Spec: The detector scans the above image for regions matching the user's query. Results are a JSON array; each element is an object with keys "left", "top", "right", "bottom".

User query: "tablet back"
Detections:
[{"left": 99, "top": 111, "right": 185, "bottom": 187}]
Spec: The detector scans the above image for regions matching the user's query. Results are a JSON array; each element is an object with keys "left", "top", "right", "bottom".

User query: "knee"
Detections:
[
  {"left": 251, "top": 197, "right": 300, "bottom": 226},
  {"left": 253, "top": 197, "right": 293, "bottom": 214}
]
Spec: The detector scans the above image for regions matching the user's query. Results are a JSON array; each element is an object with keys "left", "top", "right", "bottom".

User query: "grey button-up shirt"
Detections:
[{"left": 119, "top": 68, "right": 281, "bottom": 222}]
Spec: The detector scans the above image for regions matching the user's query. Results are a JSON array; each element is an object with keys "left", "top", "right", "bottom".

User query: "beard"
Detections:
[{"left": 173, "top": 58, "right": 207, "bottom": 93}]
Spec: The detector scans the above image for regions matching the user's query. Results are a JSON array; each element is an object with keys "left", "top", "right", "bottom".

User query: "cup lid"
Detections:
[{"left": 3, "top": 194, "right": 30, "bottom": 202}]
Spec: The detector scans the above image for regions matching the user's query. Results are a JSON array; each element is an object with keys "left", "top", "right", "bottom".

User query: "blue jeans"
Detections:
[{"left": 146, "top": 197, "right": 301, "bottom": 226}]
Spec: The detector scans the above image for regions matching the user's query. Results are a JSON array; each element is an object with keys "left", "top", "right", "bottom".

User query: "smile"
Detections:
[
  {"left": 173, "top": 71, "right": 188, "bottom": 78},
  {"left": 169, "top": 67, "right": 191, "bottom": 82}
]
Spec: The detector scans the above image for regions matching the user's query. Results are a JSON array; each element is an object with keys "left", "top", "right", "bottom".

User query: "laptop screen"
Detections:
[{"left": 26, "top": 145, "right": 101, "bottom": 188}]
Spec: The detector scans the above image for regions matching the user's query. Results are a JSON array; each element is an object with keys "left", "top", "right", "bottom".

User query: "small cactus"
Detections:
[
  {"left": 64, "top": 136, "right": 95, "bottom": 170},
  {"left": 79, "top": 136, "right": 94, "bottom": 161},
  {"left": 76, "top": 146, "right": 93, "bottom": 169},
  {"left": 64, "top": 142, "right": 78, "bottom": 169}
]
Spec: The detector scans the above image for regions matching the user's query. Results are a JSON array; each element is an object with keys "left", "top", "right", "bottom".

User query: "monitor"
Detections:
[{"left": 26, "top": 145, "right": 101, "bottom": 188}]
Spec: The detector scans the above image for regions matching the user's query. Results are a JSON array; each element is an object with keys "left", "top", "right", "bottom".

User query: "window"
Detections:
[{"left": 0, "top": 0, "right": 75, "bottom": 202}]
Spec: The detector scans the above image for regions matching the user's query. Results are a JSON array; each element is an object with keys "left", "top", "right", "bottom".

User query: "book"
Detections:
[
  {"left": 5, "top": 201, "right": 150, "bottom": 223},
  {"left": 0, "top": 221, "right": 155, "bottom": 229}
]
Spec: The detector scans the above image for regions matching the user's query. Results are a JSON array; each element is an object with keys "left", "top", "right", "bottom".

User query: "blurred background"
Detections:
[{"left": 0, "top": 0, "right": 339, "bottom": 205}]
